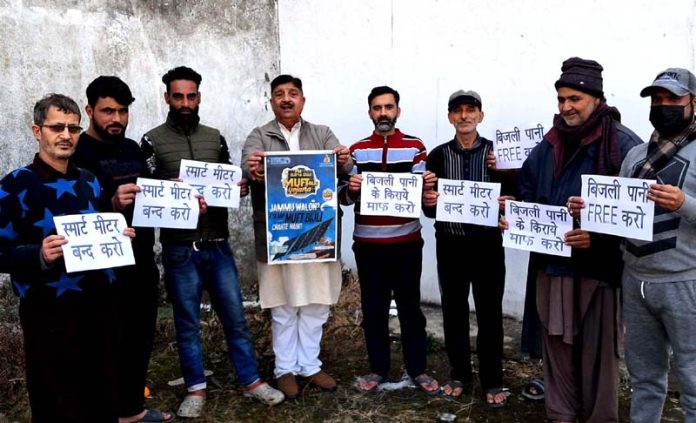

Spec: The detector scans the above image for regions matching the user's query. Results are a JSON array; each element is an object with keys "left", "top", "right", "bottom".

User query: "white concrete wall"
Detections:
[{"left": 278, "top": 0, "right": 696, "bottom": 317}]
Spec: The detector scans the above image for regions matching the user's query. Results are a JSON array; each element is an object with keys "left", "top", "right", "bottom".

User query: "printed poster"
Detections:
[{"left": 264, "top": 150, "right": 338, "bottom": 264}]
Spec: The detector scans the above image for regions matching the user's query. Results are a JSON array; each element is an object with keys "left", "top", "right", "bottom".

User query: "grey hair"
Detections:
[{"left": 33, "top": 93, "right": 81, "bottom": 125}]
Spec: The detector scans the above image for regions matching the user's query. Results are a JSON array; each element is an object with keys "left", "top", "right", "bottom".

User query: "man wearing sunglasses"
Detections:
[
  {"left": 0, "top": 94, "right": 127, "bottom": 422},
  {"left": 141, "top": 66, "right": 283, "bottom": 417},
  {"left": 72, "top": 76, "right": 173, "bottom": 423}
]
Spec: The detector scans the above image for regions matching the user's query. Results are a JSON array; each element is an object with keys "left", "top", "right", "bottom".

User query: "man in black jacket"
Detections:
[{"left": 72, "top": 76, "right": 173, "bottom": 423}]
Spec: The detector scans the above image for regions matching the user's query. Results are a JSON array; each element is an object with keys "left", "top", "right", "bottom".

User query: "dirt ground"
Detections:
[{"left": 0, "top": 272, "right": 688, "bottom": 422}]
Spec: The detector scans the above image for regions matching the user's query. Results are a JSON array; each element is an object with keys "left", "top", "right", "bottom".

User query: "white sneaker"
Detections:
[
  {"left": 177, "top": 395, "right": 205, "bottom": 418},
  {"left": 243, "top": 381, "right": 285, "bottom": 406}
]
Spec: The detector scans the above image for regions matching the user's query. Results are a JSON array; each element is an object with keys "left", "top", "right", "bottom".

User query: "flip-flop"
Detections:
[
  {"left": 441, "top": 380, "right": 465, "bottom": 398},
  {"left": 521, "top": 378, "right": 544, "bottom": 400},
  {"left": 137, "top": 408, "right": 176, "bottom": 422},
  {"left": 485, "top": 387, "right": 509, "bottom": 409},
  {"left": 413, "top": 373, "right": 440, "bottom": 396},
  {"left": 354, "top": 373, "right": 384, "bottom": 393}
]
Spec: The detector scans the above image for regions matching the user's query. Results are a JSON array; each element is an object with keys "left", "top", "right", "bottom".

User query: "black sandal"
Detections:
[{"left": 485, "top": 388, "right": 509, "bottom": 409}]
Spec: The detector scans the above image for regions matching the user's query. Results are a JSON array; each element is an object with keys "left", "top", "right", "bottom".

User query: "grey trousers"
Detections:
[{"left": 623, "top": 273, "right": 696, "bottom": 423}]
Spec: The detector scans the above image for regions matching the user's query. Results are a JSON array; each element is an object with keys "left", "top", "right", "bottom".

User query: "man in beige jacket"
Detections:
[{"left": 242, "top": 74, "right": 352, "bottom": 399}]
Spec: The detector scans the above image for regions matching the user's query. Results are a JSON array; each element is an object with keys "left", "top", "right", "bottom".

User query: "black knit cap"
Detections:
[{"left": 554, "top": 57, "right": 604, "bottom": 98}]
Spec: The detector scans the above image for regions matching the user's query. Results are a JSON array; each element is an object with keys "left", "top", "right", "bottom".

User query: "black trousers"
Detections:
[
  {"left": 353, "top": 239, "right": 427, "bottom": 379},
  {"left": 520, "top": 254, "right": 543, "bottom": 359},
  {"left": 114, "top": 259, "right": 160, "bottom": 417},
  {"left": 436, "top": 233, "right": 505, "bottom": 390},
  {"left": 20, "top": 289, "right": 118, "bottom": 423}
]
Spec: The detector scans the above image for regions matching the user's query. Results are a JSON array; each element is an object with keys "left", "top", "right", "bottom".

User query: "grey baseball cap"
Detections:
[
  {"left": 448, "top": 90, "right": 482, "bottom": 111},
  {"left": 640, "top": 68, "right": 696, "bottom": 97}
]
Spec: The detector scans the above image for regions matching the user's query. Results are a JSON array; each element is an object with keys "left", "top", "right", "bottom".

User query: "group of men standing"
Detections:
[{"left": 1, "top": 58, "right": 696, "bottom": 423}]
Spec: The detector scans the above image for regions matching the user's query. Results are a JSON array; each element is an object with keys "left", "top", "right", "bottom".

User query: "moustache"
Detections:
[
  {"left": 106, "top": 123, "right": 125, "bottom": 130},
  {"left": 280, "top": 102, "right": 294, "bottom": 109}
]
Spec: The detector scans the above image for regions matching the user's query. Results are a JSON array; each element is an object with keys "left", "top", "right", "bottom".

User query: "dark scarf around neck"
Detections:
[
  {"left": 545, "top": 102, "right": 622, "bottom": 178},
  {"left": 633, "top": 117, "right": 696, "bottom": 179}
]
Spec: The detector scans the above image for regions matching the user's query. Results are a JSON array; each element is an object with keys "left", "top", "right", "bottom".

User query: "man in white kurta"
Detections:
[{"left": 242, "top": 74, "right": 351, "bottom": 399}]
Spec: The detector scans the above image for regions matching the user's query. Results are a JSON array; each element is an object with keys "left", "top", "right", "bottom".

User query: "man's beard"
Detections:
[
  {"left": 93, "top": 121, "right": 126, "bottom": 143},
  {"left": 373, "top": 116, "right": 397, "bottom": 133},
  {"left": 170, "top": 105, "right": 200, "bottom": 127}
]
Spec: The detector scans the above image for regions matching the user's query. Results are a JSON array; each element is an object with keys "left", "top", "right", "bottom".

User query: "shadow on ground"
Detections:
[{"left": 0, "top": 271, "right": 687, "bottom": 422}]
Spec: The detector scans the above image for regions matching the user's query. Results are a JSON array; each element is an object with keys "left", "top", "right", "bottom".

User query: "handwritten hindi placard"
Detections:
[
  {"left": 580, "top": 175, "right": 655, "bottom": 241},
  {"left": 503, "top": 200, "right": 572, "bottom": 257},
  {"left": 264, "top": 150, "right": 338, "bottom": 264},
  {"left": 436, "top": 179, "right": 501, "bottom": 227},
  {"left": 54, "top": 213, "right": 134, "bottom": 273},
  {"left": 360, "top": 172, "right": 423, "bottom": 219},
  {"left": 492, "top": 123, "right": 545, "bottom": 169},
  {"left": 132, "top": 178, "right": 200, "bottom": 229},
  {"left": 178, "top": 159, "right": 242, "bottom": 208}
]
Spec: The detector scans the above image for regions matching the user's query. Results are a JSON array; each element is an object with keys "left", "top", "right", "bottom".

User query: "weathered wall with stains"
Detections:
[{"left": 0, "top": 0, "right": 279, "bottom": 284}]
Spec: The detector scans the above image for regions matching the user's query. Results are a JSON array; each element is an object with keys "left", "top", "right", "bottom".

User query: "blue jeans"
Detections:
[{"left": 162, "top": 241, "right": 259, "bottom": 389}]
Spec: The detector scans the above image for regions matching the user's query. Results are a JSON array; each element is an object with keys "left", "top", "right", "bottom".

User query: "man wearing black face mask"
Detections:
[{"left": 620, "top": 68, "right": 696, "bottom": 423}]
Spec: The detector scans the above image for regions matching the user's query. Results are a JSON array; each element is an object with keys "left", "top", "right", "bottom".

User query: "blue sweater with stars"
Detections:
[{"left": 0, "top": 154, "right": 115, "bottom": 300}]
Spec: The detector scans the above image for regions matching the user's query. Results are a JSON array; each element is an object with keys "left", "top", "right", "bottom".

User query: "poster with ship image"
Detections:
[{"left": 264, "top": 150, "right": 338, "bottom": 264}]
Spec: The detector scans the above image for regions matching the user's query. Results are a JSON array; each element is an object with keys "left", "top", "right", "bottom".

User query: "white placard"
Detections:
[
  {"left": 132, "top": 177, "right": 200, "bottom": 229},
  {"left": 503, "top": 200, "right": 573, "bottom": 257},
  {"left": 178, "top": 159, "right": 242, "bottom": 208},
  {"left": 580, "top": 175, "right": 655, "bottom": 241},
  {"left": 435, "top": 179, "right": 501, "bottom": 227},
  {"left": 360, "top": 171, "right": 423, "bottom": 218},
  {"left": 492, "top": 123, "right": 546, "bottom": 169},
  {"left": 54, "top": 213, "right": 135, "bottom": 273}
]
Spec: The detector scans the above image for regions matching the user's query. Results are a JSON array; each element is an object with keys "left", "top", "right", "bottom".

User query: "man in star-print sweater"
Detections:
[{"left": 0, "top": 94, "right": 123, "bottom": 423}]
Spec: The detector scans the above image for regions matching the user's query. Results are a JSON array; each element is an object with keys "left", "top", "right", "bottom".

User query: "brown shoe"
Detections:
[
  {"left": 276, "top": 373, "right": 299, "bottom": 399},
  {"left": 307, "top": 370, "right": 337, "bottom": 392}
]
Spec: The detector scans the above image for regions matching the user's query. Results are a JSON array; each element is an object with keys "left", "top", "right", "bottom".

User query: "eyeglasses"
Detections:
[{"left": 40, "top": 123, "right": 83, "bottom": 134}]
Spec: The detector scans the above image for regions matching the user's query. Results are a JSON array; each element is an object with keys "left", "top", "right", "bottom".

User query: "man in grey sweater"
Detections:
[{"left": 620, "top": 68, "right": 696, "bottom": 422}]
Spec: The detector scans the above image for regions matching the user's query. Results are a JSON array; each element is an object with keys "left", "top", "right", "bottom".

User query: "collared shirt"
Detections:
[
  {"left": 32, "top": 153, "right": 80, "bottom": 181},
  {"left": 279, "top": 120, "right": 302, "bottom": 151}
]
